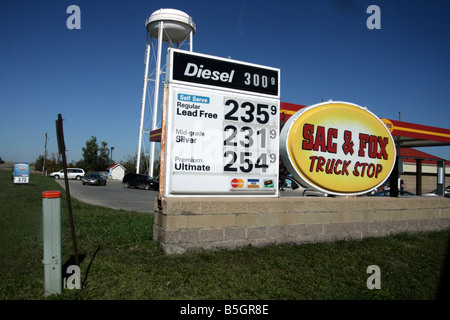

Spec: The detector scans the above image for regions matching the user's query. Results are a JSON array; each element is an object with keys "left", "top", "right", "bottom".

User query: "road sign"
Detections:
[{"left": 13, "top": 162, "right": 29, "bottom": 184}]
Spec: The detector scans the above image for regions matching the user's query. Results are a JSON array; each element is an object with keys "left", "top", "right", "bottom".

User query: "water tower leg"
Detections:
[
  {"left": 149, "top": 21, "right": 163, "bottom": 177},
  {"left": 137, "top": 38, "right": 151, "bottom": 174}
]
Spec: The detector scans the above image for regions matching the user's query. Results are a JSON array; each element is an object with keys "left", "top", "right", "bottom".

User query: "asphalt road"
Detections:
[
  {"left": 54, "top": 179, "right": 320, "bottom": 213},
  {"left": 55, "top": 179, "right": 158, "bottom": 213}
]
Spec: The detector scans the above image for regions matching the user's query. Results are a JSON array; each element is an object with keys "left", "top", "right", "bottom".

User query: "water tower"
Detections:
[{"left": 136, "top": 9, "right": 196, "bottom": 175}]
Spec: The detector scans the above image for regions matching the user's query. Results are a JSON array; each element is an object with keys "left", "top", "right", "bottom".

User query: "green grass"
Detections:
[{"left": 0, "top": 170, "right": 448, "bottom": 300}]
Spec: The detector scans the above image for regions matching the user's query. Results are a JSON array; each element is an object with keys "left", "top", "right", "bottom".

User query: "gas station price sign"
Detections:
[{"left": 164, "top": 49, "right": 280, "bottom": 196}]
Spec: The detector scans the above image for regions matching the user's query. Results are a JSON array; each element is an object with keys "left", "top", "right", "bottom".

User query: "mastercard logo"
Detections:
[
  {"left": 231, "top": 178, "right": 244, "bottom": 188},
  {"left": 280, "top": 101, "right": 396, "bottom": 195}
]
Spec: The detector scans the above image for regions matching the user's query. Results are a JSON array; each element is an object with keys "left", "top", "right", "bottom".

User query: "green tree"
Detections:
[
  {"left": 34, "top": 155, "right": 44, "bottom": 171},
  {"left": 121, "top": 152, "right": 159, "bottom": 177},
  {"left": 81, "top": 136, "right": 98, "bottom": 171},
  {"left": 97, "top": 141, "right": 111, "bottom": 170},
  {"left": 121, "top": 153, "right": 145, "bottom": 175},
  {"left": 79, "top": 136, "right": 113, "bottom": 172}
]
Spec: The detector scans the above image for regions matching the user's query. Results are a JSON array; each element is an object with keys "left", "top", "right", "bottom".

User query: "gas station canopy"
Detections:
[
  {"left": 278, "top": 101, "right": 450, "bottom": 150},
  {"left": 152, "top": 101, "right": 450, "bottom": 153}
]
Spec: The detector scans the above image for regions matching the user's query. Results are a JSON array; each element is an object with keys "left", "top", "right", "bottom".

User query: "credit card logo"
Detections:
[
  {"left": 231, "top": 178, "right": 244, "bottom": 188},
  {"left": 264, "top": 179, "right": 274, "bottom": 188},
  {"left": 247, "top": 179, "right": 259, "bottom": 188}
]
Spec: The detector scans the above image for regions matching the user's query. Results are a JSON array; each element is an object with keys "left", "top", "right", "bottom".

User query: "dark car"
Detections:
[
  {"left": 81, "top": 173, "right": 107, "bottom": 186},
  {"left": 122, "top": 173, "right": 159, "bottom": 190}
]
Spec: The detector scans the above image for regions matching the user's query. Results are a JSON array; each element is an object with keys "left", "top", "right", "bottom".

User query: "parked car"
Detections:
[
  {"left": 50, "top": 168, "right": 85, "bottom": 180},
  {"left": 122, "top": 173, "right": 159, "bottom": 190},
  {"left": 81, "top": 173, "right": 107, "bottom": 186},
  {"left": 281, "top": 178, "right": 324, "bottom": 196},
  {"left": 369, "top": 190, "right": 416, "bottom": 197},
  {"left": 423, "top": 187, "right": 450, "bottom": 198}
]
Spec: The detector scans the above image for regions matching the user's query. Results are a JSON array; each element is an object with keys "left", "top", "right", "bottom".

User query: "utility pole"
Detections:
[{"left": 43, "top": 132, "right": 48, "bottom": 176}]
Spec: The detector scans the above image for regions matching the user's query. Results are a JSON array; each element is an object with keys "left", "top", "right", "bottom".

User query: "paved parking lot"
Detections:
[
  {"left": 54, "top": 178, "right": 316, "bottom": 213},
  {"left": 55, "top": 179, "right": 158, "bottom": 213}
]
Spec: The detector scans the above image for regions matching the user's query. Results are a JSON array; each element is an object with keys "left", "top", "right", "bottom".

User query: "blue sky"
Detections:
[{"left": 1, "top": 0, "right": 449, "bottom": 164}]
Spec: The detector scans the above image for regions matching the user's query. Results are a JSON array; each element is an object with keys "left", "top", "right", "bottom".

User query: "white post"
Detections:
[
  {"left": 136, "top": 39, "right": 151, "bottom": 174},
  {"left": 42, "top": 191, "right": 62, "bottom": 297},
  {"left": 149, "top": 21, "right": 164, "bottom": 177},
  {"left": 437, "top": 160, "right": 445, "bottom": 196}
]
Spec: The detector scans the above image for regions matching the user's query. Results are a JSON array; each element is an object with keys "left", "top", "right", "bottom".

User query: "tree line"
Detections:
[{"left": 34, "top": 136, "right": 159, "bottom": 177}]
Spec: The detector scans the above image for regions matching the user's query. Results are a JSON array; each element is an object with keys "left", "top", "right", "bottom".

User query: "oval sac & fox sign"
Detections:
[{"left": 280, "top": 101, "right": 396, "bottom": 196}]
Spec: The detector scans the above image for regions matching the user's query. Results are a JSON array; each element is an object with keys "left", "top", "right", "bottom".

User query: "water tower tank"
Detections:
[{"left": 146, "top": 8, "right": 196, "bottom": 43}]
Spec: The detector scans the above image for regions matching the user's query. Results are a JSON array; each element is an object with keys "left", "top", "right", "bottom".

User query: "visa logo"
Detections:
[{"left": 247, "top": 179, "right": 259, "bottom": 188}]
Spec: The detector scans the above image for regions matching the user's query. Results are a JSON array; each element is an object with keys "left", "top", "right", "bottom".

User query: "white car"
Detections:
[{"left": 50, "top": 168, "right": 85, "bottom": 180}]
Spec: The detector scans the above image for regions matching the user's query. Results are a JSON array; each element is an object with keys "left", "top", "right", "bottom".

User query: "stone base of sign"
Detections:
[{"left": 153, "top": 196, "right": 450, "bottom": 254}]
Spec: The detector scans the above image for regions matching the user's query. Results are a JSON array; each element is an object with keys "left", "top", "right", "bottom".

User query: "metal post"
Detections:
[
  {"left": 416, "top": 159, "right": 422, "bottom": 195},
  {"left": 42, "top": 190, "right": 62, "bottom": 297},
  {"left": 149, "top": 21, "right": 164, "bottom": 178},
  {"left": 437, "top": 160, "right": 445, "bottom": 196},
  {"left": 390, "top": 157, "right": 399, "bottom": 197},
  {"left": 55, "top": 114, "right": 81, "bottom": 287},
  {"left": 43, "top": 132, "right": 48, "bottom": 176},
  {"left": 159, "top": 84, "right": 168, "bottom": 199},
  {"left": 137, "top": 38, "right": 151, "bottom": 174}
]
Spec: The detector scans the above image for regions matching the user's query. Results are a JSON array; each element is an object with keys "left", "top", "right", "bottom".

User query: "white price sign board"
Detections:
[{"left": 164, "top": 49, "right": 280, "bottom": 197}]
